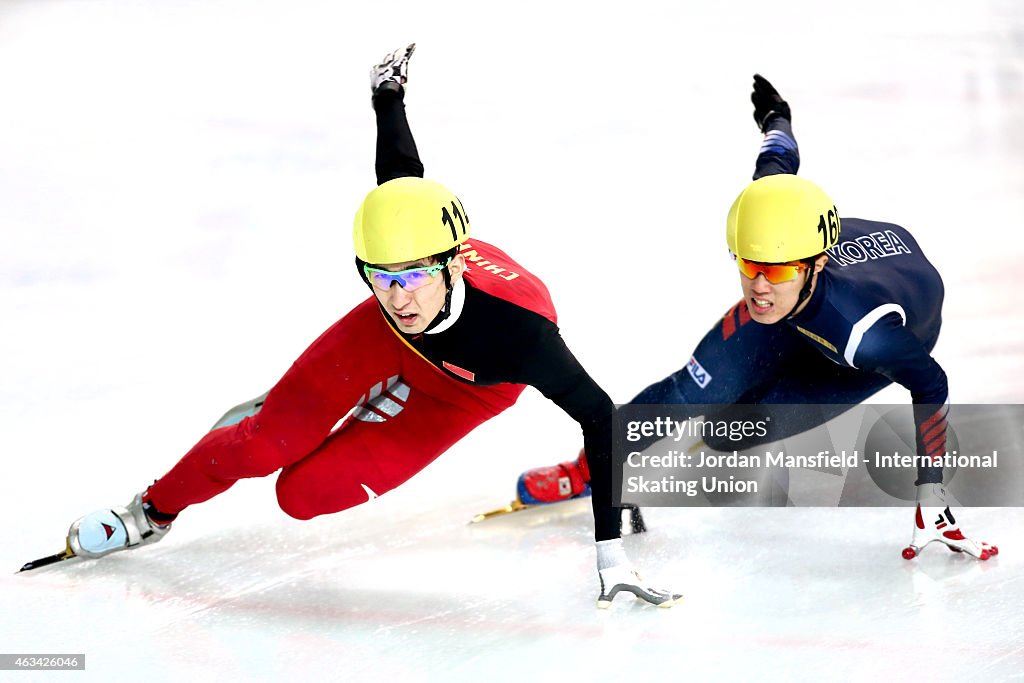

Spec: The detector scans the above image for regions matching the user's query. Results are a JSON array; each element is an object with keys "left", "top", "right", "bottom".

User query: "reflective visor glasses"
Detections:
[
  {"left": 363, "top": 259, "right": 450, "bottom": 291},
  {"left": 734, "top": 255, "right": 809, "bottom": 284}
]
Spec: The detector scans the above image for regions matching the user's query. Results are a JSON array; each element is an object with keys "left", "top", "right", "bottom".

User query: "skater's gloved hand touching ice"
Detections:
[{"left": 595, "top": 538, "right": 682, "bottom": 608}]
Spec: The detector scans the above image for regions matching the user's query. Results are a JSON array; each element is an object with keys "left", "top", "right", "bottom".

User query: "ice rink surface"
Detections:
[{"left": 1, "top": 0, "right": 1023, "bottom": 680}]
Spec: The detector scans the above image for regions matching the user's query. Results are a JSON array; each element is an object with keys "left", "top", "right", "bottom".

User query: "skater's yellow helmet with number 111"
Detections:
[
  {"left": 353, "top": 176, "right": 471, "bottom": 265},
  {"left": 726, "top": 174, "right": 841, "bottom": 263}
]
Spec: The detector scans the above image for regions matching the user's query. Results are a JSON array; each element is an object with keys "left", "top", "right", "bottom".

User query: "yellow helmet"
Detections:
[
  {"left": 353, "top": 177, "right": 471, "bottom": 265},
  {"left": 726, "top": 174, "right": 840, "bottom": 262}
]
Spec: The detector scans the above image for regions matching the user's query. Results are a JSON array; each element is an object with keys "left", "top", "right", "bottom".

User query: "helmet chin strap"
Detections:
[
  {"left": 420, "top": 267, "right": 455, "bottom": 333},
  {"left": 784, "top": 266, "right": 816, "bottom": 320}
]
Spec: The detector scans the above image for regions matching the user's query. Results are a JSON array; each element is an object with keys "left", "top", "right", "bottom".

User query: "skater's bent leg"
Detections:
[
  {"left": 147, "top": 383, "right": 343, "bottom": 514},
  {"left": 147, "top": 298, "right": 404, "bottom": 515},
  {"left": 276, "top": 381, "right": 523, "bottom": 520},
  {"left": 274, "top": 422, "right": 437, "bottom": 520}
]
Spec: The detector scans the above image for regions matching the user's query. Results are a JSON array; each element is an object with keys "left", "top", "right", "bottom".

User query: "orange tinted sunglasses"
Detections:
[{"left": 734, "top": 255, "right": 809, "bottom": 284}]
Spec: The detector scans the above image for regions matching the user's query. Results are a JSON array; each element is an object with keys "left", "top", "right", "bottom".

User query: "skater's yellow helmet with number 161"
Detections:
[
  {"left": 726, "top": 174, "right": 841, "bottom": 263},
  {"left": 353, "top": 176, "right": 471, "bottom": 265}
]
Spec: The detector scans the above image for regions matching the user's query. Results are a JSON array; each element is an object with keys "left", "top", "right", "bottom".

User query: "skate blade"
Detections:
[
  {"left": 18, "top": 542, "right": 76, "bottom": 573},
  {"left": 596, "top": 586, "right": 683, "bottom": 609},
  {"left": 905, "top": 539, "right": 999, "bottom": 561},
  {"left": 596, "top": 595, "right": 682, "bottom": 609},
  {"left": 469, "top": 499, "right": 532, "bottom": 524},
  {"left": 656, "top": 595, "right": 684, "bottom": 608}
]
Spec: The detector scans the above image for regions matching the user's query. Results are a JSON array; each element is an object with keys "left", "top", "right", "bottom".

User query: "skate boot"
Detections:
[
  {"left": 370, "top": 43, "right": 416, "bottom": 94},
  {"left": 901, "top": 483, "right": 998, "bottom": 561},
  {"left": 517, "top": 449, "right": 591, "bottom": 504},
  {"left": 516, "top": 450, "right": 646, "bottom": 533},
  {"left": 67, "top": 492, "right": 173, "bottom": 559}
]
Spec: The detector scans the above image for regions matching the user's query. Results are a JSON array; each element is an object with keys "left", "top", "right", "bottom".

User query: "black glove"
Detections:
[{"left": 751, "top": 74, "right": 791, "bottom": 132}]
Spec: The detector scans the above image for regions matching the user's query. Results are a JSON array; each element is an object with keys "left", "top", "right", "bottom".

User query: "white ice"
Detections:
[{"left": 2, "top": 1, "right": 1023, "bottom": 681}]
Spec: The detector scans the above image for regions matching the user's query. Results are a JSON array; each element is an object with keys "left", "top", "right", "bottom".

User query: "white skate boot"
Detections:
[
  {"left": 67, "top": 492, "right": 172, "bottom": 559},
  {"left": 902, "top": 483, "right": 998, "bottom": 561},
  {"left": 370, "top": 43, "right": 415, "bottom": 93}
]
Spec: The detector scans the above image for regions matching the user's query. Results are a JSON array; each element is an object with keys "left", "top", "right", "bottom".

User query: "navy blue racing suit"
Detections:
[{"left": 632, "top": 118, "right": 948, "bottom": 485}]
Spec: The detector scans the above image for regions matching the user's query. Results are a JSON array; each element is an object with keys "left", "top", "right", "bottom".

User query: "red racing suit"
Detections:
[{"left": 146, "top": 238, "right": 620, "bottom": 540}]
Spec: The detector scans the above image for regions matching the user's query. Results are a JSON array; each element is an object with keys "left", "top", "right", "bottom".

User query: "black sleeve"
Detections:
[
  {"left": 373, "top": 88, "right": 425, "bottom": 185},
  {"left": 516, "top": 325, "right": 621, "bottom": 542}
]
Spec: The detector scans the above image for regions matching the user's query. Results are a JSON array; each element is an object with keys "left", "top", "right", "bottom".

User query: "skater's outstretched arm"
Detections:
[
  {"left": 371, "top": 44, "right": 424, "bottom": 184},
  {"left": 515, "top": 324, "right": 620, "bottom": 542},
  {"left": 512, "top": 319, "right": 682, "bottom": 606}
]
